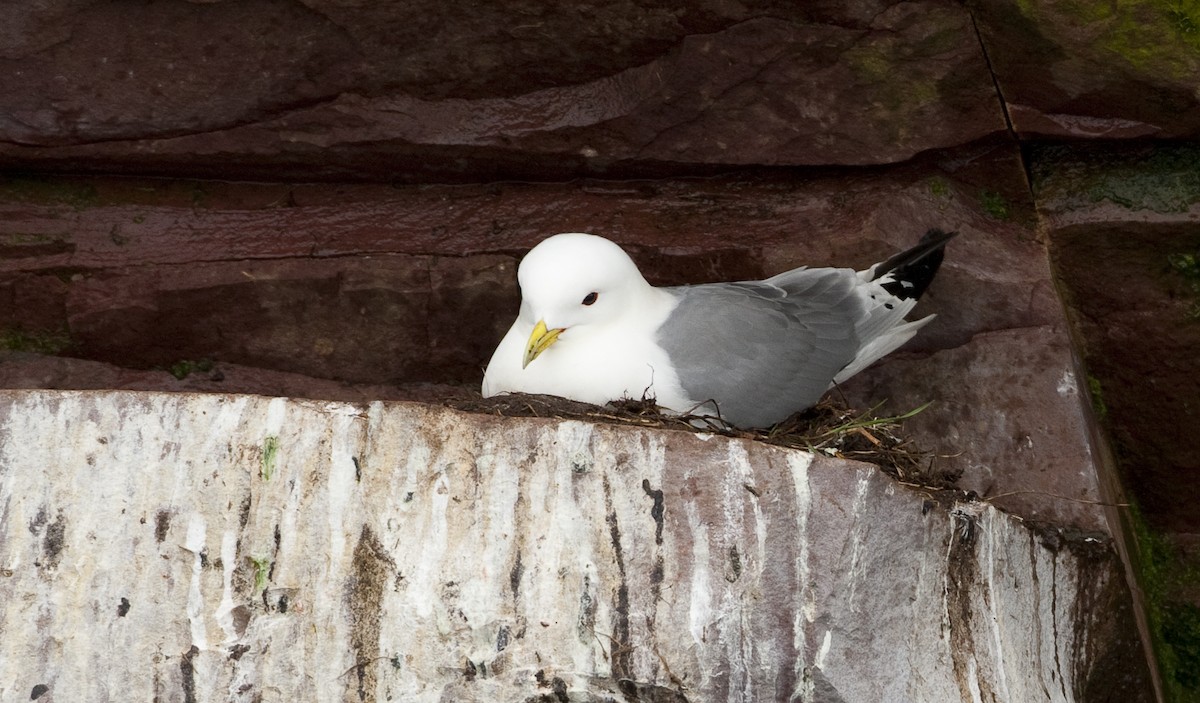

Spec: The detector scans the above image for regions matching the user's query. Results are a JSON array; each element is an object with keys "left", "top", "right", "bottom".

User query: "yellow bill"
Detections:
[{"left": 523, "top": 319, "right": 563, "bottom": 369}]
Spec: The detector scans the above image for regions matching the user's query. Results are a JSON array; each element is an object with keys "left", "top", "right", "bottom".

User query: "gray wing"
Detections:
[{"left": 656, "top": 268, "right": 864, "bottom": 427}]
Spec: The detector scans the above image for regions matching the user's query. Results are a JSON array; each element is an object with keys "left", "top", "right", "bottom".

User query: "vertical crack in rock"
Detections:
[
  {"left": 726, "top": 545, "right": 742, "bottom": 584},
  {"left": 641, "top": 478, "right": 666, "bottom": 636},
  {"left": 967, "top": 12, "right": 1015, "bottom": 138},
  {"left": 578, "top": 573, "right": 597, "bottom": 642},
  {"left": 509, "top": 548, "right": 523, "bottom": 602},
  {"left": 967, "top": 10, "right": 1035, "bottom": 194},
  {"left": 1025, "top": 533, "right": 1056, "bottom": 700},
  {"left": 264, "top": 523, "right": 282, "bottom": 585},
  {"left": 180, "top": 645, "right": 199, "bottom": 703},
  {"left": 603, "top": 476, "right": 631, "bottom": 679},
  {"left": 944, "top": 507, "right": 993, "bottom": 702},
  {"left": 0, "top": 496, "right": 10, "bottom": 556},
  {"left": 155, "top": 509, "right": 172, "bottom": 543},
  {"left": 1071, "top": 548, "right": 1097, "bottom": 698},
  {"left": 346, "top": 525, "right": 395, "bottom": 703},
  {"left": 237, "top": 494, "right": 252, "bottom": 530},
  {"left": 1050, "top": 553, "right": 1068, "bottom": 699},
  {"left": 234, "top": 494, "right": 255, "bottom": 595},
  {"left": 641, "top": 479, "right": 664, "bottom": 546}
]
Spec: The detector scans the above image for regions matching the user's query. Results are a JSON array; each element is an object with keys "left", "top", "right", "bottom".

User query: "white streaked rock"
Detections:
[{"left": 0, "top": 390, "right": 1144, "bottom": 702}]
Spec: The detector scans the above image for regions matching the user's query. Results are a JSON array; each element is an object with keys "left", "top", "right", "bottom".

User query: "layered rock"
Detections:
[
  {"left": 0, "top": 1, "right": 1003, "bottom": 178},
  {"left": 4, "top": 1, "right": 1198, "bottom": 180}
]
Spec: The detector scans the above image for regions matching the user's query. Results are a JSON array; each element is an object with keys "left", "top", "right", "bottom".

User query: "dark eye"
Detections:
[{"left": 582, "top": 292, "right": 599, "bottom": 306}]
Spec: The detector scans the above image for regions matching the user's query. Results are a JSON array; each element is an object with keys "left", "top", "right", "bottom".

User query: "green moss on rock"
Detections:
[
  {"left": 1087, "top": 375, "right": 1108, "bottom": 421},
  {"left": 1127, "top": 500, "right": 1200, "bottom": 702},
  {"left": 261, "top": 436, "right": 280, "bottom": 481},
  {"left": 0, "top": 327, "right": 73, "bottom": 355},
  {"left": 1164, "top": 603, "right": 1200, "bottom": 692},
  {"left": 980, "top": 189, "right": 1011, "bottom": 219},
  {"left": 928, "top": 177, "right": 951, "bottom": 198},
  {"left": 168, "top": 358, "right": 215, "bottom": 380},
  {"left": 2, "top": 233, "right": 58, "bottom": 246},
  {"left": 1032, "top": 144, "right": 1200, "bottom": 215},
  {"left": 1014, "top": 0, "right": 1200, "bottom": 80},
  {"left": 1168, "top": 251, "right": 1200, "bottom": 319},
  {"left": 251, "top": 557, "right": 271, "bottom": 594},
  {"left": 0, "top": 176, "right": 100, "bottom": 210},
  {"left": 1092, "top": 0, "right": 1200, "bottom": 79}
]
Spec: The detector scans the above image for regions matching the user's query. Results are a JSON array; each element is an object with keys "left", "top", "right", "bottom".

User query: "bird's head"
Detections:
[{"left": 516, "top": 232, "right": 650, "bottom": 368}]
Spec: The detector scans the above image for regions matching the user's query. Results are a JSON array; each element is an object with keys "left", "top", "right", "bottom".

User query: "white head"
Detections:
[{"left": 516, "top": 233, "right": 653, "bottom": 367}]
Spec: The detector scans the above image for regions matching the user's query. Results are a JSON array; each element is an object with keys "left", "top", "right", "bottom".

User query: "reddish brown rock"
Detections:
[
  {"left": 840, "top": 325, "right": 1108, "bottom": 533},
  {"left": 0, "top": 167, "right": 1042, "bottom": 382},
  {"left": 0, "top": 1, "right": 1002, "bottom": 178},
  {"left": 1050, "top": 222, "right": 1200, "bottom": 534},
  {"left": 973, "top": 0, "right": 1200, "bottom": 139},
  {"left": 0, "top": 351, "right": 473, "bottom": 404},
  {"left": 1032, "top": 144, "right": 1200, "bottom": 537}
]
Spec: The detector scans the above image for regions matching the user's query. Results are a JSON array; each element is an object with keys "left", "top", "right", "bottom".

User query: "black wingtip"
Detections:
[
  {"left": 918, "top": 228, "right": 959, "bottom": 247},
  {"left": 872, "top": 228, "right": 958, "bottom": 300}
]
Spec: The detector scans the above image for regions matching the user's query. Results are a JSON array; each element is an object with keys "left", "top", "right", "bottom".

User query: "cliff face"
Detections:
[
  {"left": 0, "top": 1, "right": 1003, "bottom": 178},
  {"left": 2, "top": 1, "right": 1199, "bottom": 699},
  {"left": 1, "top": 0, "right": 1197, "bottom": 179},
  {"left": 0, "top": 391, "right": 1149, "bottom": 702}
]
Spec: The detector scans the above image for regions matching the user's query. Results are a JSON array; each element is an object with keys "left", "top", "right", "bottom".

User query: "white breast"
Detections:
[{"left": 482, "top": 292, "right": 692, "bottom": 412}]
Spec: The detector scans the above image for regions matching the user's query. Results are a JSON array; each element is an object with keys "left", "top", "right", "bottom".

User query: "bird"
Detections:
[{"left": 481, "top": 229, "right": 956, "bottom": 429}]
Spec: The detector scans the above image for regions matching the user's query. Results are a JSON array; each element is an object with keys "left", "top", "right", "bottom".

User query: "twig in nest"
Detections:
[{"left": 451, "top": 393, "right": 941, "bottom": 481}]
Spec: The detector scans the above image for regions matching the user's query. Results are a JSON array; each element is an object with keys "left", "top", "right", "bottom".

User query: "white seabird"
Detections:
[{"left": 482, "top": 229, "right": 956, "bottom": 428}]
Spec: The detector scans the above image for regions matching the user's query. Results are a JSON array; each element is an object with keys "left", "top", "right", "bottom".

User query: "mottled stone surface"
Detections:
[
  {"left": 972, "top": 0, "right": 1200, "bottom": 139},
  {"left": 0, "top": 1, "right": 1002, "bottom": 178},
  {"left": 0, "top": 391, "right": 1153, "bottom": 701}
]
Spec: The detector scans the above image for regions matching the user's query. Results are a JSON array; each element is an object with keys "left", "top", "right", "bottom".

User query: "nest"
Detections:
[{"left": 447, "top": 393, "right": 960, "bottom": 491}]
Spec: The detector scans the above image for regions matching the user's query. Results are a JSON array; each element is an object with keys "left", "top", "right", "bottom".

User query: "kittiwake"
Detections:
[{"left": 482, "top": 229, "right": 956, "bottom": 428}]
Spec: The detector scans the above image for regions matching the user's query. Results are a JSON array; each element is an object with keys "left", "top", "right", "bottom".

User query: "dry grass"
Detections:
[{"left": 447, "top": 393, "right": 960, "bottom": 490}]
